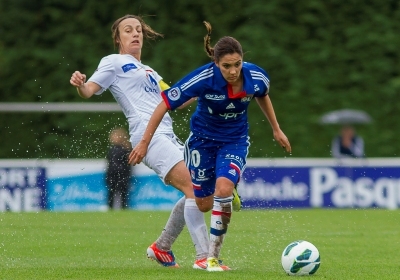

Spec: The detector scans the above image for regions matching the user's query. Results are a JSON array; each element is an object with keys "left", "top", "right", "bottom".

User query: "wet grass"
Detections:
[{"left": 0, "top": 208, "right": 399, "bottom": 279}]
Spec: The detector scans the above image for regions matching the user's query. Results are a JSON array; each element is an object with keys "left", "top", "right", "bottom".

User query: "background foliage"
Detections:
[{"left": 0, "top": 0, "right": 399, "bottom": 159}]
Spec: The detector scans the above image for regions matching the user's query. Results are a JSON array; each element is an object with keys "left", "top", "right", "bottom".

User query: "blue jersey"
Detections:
[{"left": 162, "top": 62, "right": 270, "bottom": 141}]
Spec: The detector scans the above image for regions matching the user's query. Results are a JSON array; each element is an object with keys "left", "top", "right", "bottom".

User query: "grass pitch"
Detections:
[{"left": 1, "top": 208, "right": 399, "bottom": 279}]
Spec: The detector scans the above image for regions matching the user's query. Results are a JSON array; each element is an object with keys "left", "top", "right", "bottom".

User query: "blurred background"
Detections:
[{"left": 0, "top": 0, "right": 399, "bottom": 159}]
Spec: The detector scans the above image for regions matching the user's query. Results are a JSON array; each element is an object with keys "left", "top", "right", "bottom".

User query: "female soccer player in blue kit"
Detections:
[{"left": 129, "top": 21, "right": 292, "bottom": 271}]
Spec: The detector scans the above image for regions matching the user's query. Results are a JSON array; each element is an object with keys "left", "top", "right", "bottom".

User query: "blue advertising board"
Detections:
[
  {"left": 43, "top": 160, "right": 182, "bottom": 211},
  {"left": 46, "top": 173, "right": 182, "bottom": 211},
  {"left": 0, "top": 167, "right": 46, "bottom": 212},
  {"left": 2, "top": 159, "right": 400, "bottom": 211},
  {"left": 241, "top": 166, "right": 400, "bottom": 209},
  {"left": 47, "top": 172, "right": 108, "bottom": 211},
  {"left": 130, "top": 175, "right": 183, "bottom": 210}
]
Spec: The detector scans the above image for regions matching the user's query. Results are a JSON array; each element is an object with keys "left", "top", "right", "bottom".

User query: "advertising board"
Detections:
[{"left": 1, "top": 158, "right": 399, "bottom": 211}]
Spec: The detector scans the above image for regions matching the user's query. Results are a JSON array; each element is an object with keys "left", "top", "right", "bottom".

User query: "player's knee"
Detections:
[
  {"left": 195, "top": 197, "right": 213, "bottom": 212},
  {"left": 197, "top": 204, "right": 211, "bottom": 212},
  {"left": 215, "top": 177, "right": 235, "bottom": 197},
  {"left": 215, "top": 187, "right": 233, "bottom": 198}
]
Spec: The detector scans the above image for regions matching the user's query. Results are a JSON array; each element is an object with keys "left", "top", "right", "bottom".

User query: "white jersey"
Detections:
[{"left": 88, "top": 54, "right": 174, "bottom": 144}]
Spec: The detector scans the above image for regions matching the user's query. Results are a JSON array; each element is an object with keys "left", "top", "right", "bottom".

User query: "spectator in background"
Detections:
[
  {"left": 106, "top": 127, "right": 132, "bottom": 209},
  {"left": 331, "top": 125, "right": 365, "bottom": 158}
]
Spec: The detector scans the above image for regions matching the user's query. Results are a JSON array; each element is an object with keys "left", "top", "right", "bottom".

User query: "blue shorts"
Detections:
[{"left": 185, "top": 136, "right": 250, "bottom": 198}]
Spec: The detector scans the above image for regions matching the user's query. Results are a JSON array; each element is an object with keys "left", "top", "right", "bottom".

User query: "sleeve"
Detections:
[
  {"left": 161, "top": 67, "right": 205, "bottom": 110},
  {"left": 148, "top": 68, "right": 170, "bottom": 92},
  {"left": 253, "top": 65, "right": 270, "bottom": 98},
  {"left": 88, "top": 56, "right": 116, "bottom": 95},
  {"left": 151, "top": 69, "right": 163, "bottom": 83}
]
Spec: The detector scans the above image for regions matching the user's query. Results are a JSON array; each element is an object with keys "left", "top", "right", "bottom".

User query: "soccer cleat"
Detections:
[
  {"left": 206, "top": 257, "right": 231, "bottom": 272},
  {"left": 232, "top": 184, "right": 242, "bottom": 212},
  {"left": 146, "top": 242, "right": 179, "bottom": 268},
  {"left": 193, "top": 258, "right": 231, "bottom": 270},
  {"left": 193, "top": 258, "right": 208, "bottom": 269}
]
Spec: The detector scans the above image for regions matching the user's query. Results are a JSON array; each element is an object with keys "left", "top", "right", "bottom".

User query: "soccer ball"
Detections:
[{"left": 281, "top": 240, "right": 320, "bottom": 276}]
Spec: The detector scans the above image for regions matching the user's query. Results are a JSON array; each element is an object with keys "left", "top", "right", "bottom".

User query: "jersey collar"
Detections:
[{"left": 123, "top": 54, "right": 141, "bottom": 63}]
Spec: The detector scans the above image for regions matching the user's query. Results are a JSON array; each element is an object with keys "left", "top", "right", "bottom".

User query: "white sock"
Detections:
[
  {"left": 184, "top": 198, "right": 209, "bottom": 260},
  {"left": 209, "top": 196, "right": 232, "bottom": 258}
]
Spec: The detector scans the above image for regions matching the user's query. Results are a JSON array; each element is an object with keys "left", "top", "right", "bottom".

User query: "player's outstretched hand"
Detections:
[
  {"left": 274, "top": 130, "right": 292, "bottom": 153},
  {"left": 128, "top": 141, "right": 149, "bottom": 165},
  {"left": 70, "top": 71, "right": 86, "bottom": 87}
]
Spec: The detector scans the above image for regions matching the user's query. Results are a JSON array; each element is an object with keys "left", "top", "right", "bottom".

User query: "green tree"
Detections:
[{"left": 0, "top": 0, "right": 399, "bottom": 158}]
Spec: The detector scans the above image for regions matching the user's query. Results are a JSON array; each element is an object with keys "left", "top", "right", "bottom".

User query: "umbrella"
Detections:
[{"left": 319, "top": 109, "right": 372, "bottom": 125}]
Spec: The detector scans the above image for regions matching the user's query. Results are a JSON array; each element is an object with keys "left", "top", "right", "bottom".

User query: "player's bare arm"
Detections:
[
  {"left": 177, "top": 97, "right": 197, "bottom": 109},
  {"left": 128, "top": 101, "right": 169, "bottom": 165},
  {"left": 70, "top": 71, "right": 101, "bottom": 99},
  {"left": 255, "top": 95, "right": 292, "bottom": 153}
]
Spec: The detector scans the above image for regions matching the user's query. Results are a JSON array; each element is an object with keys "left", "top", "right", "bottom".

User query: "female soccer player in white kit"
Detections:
[{"left": 69, "top": 14, "right": 216, "bottom": 270}]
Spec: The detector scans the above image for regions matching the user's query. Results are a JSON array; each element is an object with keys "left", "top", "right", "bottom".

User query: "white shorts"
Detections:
[{"left": 139, "top": 133, "right": 184, "bottom": 183}]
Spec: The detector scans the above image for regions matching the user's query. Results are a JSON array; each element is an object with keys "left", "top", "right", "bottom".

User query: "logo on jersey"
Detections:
[
  {"left": 144, "top": 86, "right": 158, "bottom": 93},
  {"left": 198, "top": 169, "right": 206, "bottom": 179},
  {"left": 168, "top": 88, "right": 181, "bottom": 101},
  {"left": 226, "top": 103, "right": 235, "bottom": 109},
  {"left": 195, "top": 169, "right": 208, "bottom": 181},
  {"left": 146, "top": 72, "right": 158, "bottom": 86},
  {"left": 219, "top": 110, "right": 245, "bottom": 119},
  {"left": 254, "top": 84, "right": 260, "bottom": 92},
  {"left": 205, "top": 94, "right": 225, "bottom": 100},
  {"left": 122, "top": 63, "right": 137, "bottom": 73},
  {"left": 208, "top": 107, "right": 213, "bottom": 114},
  {"left": 241, "top": 96, "right": 252, "bottom": 102},
  {"left": 228, "top": 169, "right": 237, "bottom": 176},
  {"left": 226, "top": 155, "right": 244, "bottom": 166}
]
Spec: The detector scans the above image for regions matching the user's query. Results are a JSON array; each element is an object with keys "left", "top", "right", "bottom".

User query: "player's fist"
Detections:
[{"left": 70, "top": 71, "right": 86, "bottom": 87}]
